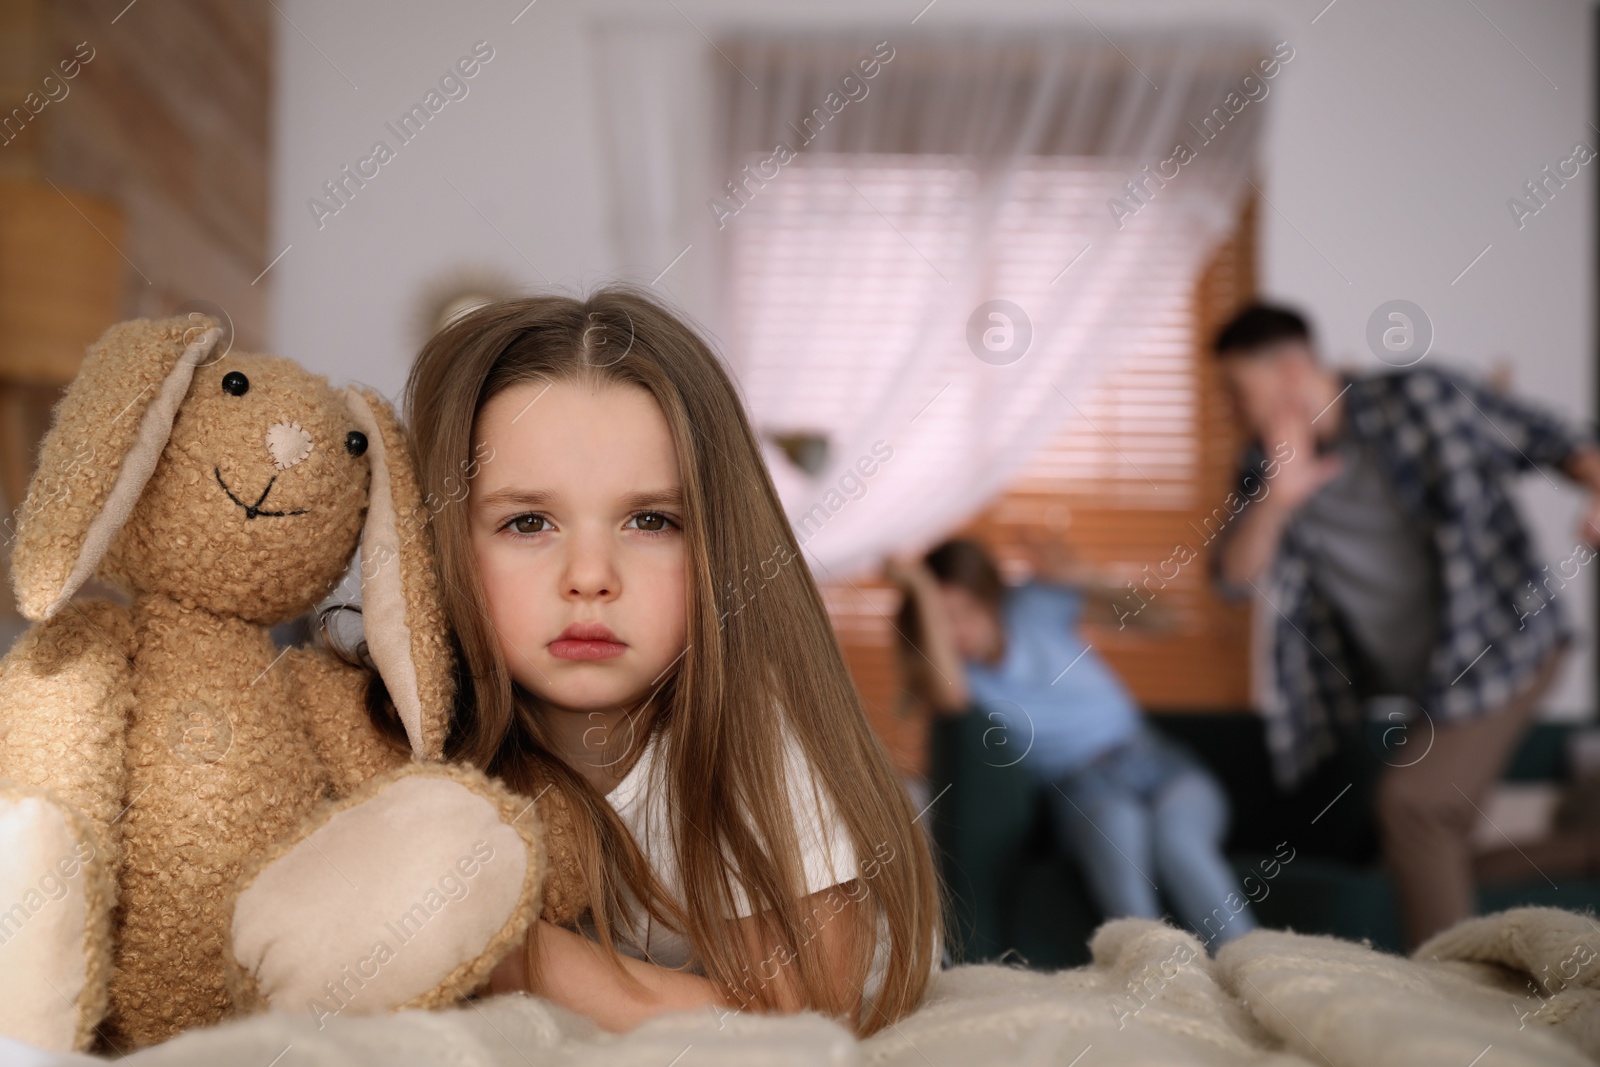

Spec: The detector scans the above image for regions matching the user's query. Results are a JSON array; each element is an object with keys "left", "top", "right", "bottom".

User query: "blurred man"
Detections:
[{"left": 1212, "top": 302, "right": 1600, "bottom": 948}]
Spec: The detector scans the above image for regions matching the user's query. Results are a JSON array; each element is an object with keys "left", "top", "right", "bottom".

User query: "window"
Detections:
[
  {"left": 710, "top": 37, "right": 1269, "bottom": 778},
  {"left": 804, "top": 201, "right": 1258, "bottom": 778},
  {"left": 727, "top": 154, "right": 1218, "bottom": 502}
]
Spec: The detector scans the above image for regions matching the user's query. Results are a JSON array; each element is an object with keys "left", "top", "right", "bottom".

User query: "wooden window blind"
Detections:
[{"left": 727, "top": 156, "right": 1163, "bottom": 443}]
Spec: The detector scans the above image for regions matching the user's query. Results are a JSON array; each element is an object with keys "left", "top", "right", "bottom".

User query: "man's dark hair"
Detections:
[{"left": 1212, "top": 302, "right": 1313, "bottom": 358}]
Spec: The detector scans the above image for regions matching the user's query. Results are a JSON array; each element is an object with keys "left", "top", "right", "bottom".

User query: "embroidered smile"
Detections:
[{"left": 215, "top": 467, "right": 308, "bottom": 519}]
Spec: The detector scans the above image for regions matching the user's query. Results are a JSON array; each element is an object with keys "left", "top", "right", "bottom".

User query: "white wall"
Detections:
[{"left": 271, "top": 0, "right": 1596, "bottom": 715}]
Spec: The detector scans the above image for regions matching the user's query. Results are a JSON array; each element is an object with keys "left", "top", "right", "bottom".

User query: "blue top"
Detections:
[{"left": 962, "top": 579, "right": 1142, "bottom": 781}]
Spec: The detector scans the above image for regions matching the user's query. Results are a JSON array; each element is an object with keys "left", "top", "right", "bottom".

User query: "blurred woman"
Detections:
[{"left": 888, "top": 537, "right": 1257, "bottom": 948}]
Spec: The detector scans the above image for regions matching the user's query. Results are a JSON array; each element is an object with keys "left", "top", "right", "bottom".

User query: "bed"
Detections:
[{"left": 18, "top": 905, "right": 1599, "bottom": 1066}]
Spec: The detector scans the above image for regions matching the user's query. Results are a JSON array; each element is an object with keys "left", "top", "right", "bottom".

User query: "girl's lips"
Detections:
[{"left": 549, "top": 639, "right": 627, "bottom": 661}]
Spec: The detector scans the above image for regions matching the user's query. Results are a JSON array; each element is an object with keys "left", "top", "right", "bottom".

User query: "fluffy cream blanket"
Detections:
[{"left": 33, "top": 906, "right": 1600, "bottom": 1065}]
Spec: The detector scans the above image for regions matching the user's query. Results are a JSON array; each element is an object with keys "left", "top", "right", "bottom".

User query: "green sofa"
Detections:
[{"left": 926, "top": 708, "right": 1599, "bottom": 967}]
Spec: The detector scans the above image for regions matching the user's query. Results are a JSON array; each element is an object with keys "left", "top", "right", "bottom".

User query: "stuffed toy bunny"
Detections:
[{"left": 0, "top": 316, "right": 583, "bottom": 1054}]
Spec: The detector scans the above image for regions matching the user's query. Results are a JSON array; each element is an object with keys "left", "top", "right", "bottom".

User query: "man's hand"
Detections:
[
  {"left": 1581, "top": 497, "right": 1600, "bottom": 548},
  {"left": 1215, "top": 405, "right": 1341, "bottom": 591},
  {"left": 1017, "top": 520, "right": 1095, "bottom": 587},
  {"left": 1563, "top": 447, "right": 1600, "bottom": 547},
  {"left": 1261, "top": 407, "right": 1344, "bottom": 515}
]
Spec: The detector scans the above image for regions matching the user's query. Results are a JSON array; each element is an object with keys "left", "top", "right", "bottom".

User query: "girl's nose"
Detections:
[
  {"left": 266, "top": 422, "right": 314, "bottom": 470},
  {"left": 563, "top": 536, "right": 619, "bottom": 599}
]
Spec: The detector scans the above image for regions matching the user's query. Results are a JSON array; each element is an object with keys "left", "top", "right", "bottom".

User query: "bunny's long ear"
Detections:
[
  {"left": 11, "top": 317, "right": 223, "bottom": 621},
  {"left": 343, "top": 387, "right": 453, "bottom": 761}
]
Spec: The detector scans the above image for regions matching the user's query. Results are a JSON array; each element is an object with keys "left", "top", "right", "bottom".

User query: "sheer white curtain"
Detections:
[{"left": 596, "top": 27, "right": 1274, "bottom": 581}]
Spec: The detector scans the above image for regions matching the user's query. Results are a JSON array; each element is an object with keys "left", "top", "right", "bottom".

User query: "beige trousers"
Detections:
[{"left": 1377, "top": 649, "right": 1566, "bottom": 950}]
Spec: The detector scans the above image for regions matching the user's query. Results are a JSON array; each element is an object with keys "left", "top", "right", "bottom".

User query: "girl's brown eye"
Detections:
[
  {"left": 634, "top": 512, "right": 668, "bottom": 532},
  {"left": 511, "top": 515, "right": 547, "bottom": 535}
]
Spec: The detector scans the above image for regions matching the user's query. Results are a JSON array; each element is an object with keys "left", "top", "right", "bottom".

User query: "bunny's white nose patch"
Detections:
[{"left": 266, "top": 422, "right": 314, "bottom": 470}]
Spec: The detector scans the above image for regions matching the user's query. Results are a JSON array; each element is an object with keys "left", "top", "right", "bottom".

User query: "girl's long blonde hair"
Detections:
[{"left": 401, "top": 287, "right": 942, "bottom": 1034}]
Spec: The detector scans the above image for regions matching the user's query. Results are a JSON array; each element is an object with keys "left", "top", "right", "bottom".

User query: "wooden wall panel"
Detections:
[
  {"left": 0, "top": 1, "right": 272, "bottom": 638},
  {"left": 40, "top": 0, "right": 274, "bottom": 346}
]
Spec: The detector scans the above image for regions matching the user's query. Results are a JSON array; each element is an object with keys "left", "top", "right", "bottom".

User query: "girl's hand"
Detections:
[
  {"left": 484, "top": 891, "right": 869, "bottom": 1033},
  {"left": 487, "top": 922, "right": 534, "bottom": 995}
]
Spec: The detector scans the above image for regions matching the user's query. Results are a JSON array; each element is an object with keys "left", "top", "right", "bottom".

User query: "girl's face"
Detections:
[{"left": 469, "top": 378, "right": 688, "bottom": 717}]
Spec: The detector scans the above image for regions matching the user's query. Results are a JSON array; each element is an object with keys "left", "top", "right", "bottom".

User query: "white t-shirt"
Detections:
[{"left": 581, "top": 722, "right": 913, "bottom": 1009}]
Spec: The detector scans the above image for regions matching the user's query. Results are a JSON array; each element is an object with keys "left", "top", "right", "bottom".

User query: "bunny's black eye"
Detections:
[
  {"left": 345, "top": 431, "right": 368, "bottom": 457},
  {"left": 221, "top": 371, "right": 249, "bottom": 396}
]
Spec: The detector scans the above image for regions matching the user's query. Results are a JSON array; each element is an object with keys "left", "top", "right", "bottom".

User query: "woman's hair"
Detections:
[
  {"left": 924, "top": 539, "right": 1004, "bottom": 610},
  {"left": 894, "top": 538, "right": 1005, "bottom": 708},
  {"left": 398, "top": 287, "right": 942, "bottom": 1034}
]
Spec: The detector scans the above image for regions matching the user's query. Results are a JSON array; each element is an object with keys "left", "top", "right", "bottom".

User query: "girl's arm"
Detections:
[{"left": 489, "top": 881, "right": 868, "bottom": 1031}]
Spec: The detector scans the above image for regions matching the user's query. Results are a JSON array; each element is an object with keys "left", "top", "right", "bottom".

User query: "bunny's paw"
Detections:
[
  {"left": 228, "top": 764, "right": 543, "bottom": 1023},
  {"left": 0, "top": 784, "right": 113, "bottom": 1053}
]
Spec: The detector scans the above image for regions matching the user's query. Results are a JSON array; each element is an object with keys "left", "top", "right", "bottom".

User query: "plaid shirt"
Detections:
[{"left": 1222, "top": 365, "right": 1589, "bottom": 788}]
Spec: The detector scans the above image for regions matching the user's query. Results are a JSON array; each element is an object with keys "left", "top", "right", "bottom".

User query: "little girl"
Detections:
[{"left": 397, "top": 288, "right": 943, "bottom": 1036}]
